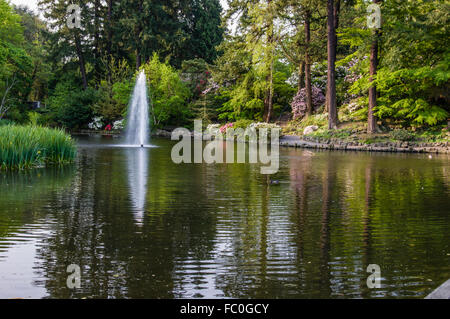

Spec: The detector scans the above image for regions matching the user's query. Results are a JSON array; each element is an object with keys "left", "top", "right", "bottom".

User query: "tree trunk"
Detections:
[
  {"left": 74, "top": 32, "right": 88, "bottom": 90},
  {"left": 135, "top": 0, "right": 143, "bottom": 70},
  {"left": 333, "top": 0, "right": 341, "bottom": 63},
  {"left": 298, "top": 61, "right": 305, "bottom": 92},
  {"left": 327, "top": 0, "right": 338, "bottom": 129},
  {"left": 94, "top": 0, "right": 100, "bottom": 58},
  {"left": 304, "top": 11, "right": 313, "bottom": 116},
  {"left": 263, "top": 0, "right": 274, "bottom": 123},
  {"left": 94, "top": 0, "right": 101, "bottom": 84},
  {"left": 136, "top": 49, "right": 142, "bottom": 70},
  {"left": 325, "top": 0, "right": 340, "bottom": 114},
  {"left": 107, "top": 0, "right": 112, "bottom": 57},
  {"left": 106, "top": 0, "right": 113, "bottom": 83},
  {"left": 263, "top": 58, "right": 274, "bottom": 122},
  {"left": 368, "top": 0, "right": 380, "bottom": 134}
]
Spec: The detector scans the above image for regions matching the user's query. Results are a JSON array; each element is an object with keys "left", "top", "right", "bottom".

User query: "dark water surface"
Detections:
[{"left": 0, "top": 135, "right": 449, "bottom": 298}]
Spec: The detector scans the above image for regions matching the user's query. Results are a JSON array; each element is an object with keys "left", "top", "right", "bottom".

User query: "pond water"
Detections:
[{"left": 0, "top": 135, "right": 449, "bottom": 299}]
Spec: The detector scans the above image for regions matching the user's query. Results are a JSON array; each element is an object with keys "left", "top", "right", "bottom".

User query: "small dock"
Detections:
[{"left": 425, "top": 279, "right": 450, "bottom": 299}]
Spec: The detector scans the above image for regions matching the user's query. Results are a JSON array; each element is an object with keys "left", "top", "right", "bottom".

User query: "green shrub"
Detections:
[
  {"left": 46, "top": 82, "right": 98, "bottom": 130},
  {"left": 298, "top": 113, "right": 328, "bottom": 130},
  {"left": 0, "top": 119, "right": 15, "bottom": 127},
  {"left": 310, "top": 128, "right": 351, "bottom": 139},
  {"left": 142, "top": 53, "right": 191, "bottom": 128},
  {"left": 233, "top": 119, "right": 254, "bottom": 129},
  {"left": 27, "top": 111, "right": 42, "bottom": 126},
  {"left": 390, "top": 129, "right": 416, "bottom": 142},
  {"left": 0, "top": 125, "right": 76, "bottom": 170}
]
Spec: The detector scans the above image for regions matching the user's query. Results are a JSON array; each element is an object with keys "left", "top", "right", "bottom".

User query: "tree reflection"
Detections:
[{"left": 0, "top": 140, "right": 448, "bottom": 298}]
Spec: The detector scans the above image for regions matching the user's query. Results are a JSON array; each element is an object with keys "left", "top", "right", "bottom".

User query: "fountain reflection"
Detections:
[{"left": 126, "top": 147, "right": 149, "bottom": 225}]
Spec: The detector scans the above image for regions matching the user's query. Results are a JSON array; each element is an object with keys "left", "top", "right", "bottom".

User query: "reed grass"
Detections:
[{"left": 0, "top": 125, "right": 77, "bottom": 170}]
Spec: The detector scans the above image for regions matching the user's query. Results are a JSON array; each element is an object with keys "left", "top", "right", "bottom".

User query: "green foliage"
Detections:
[
  {"left": 0, "top": 0, "right": 33, "bottom": 121},
  {"left": 0, "top": 125, "right": 76, "bottom": 170},
  {"left": 216, "top": 64, "right": 295, "bottom": 121},
  {"left": 300, "top": 113, "right": 328, "bottom": 129},
  {"left": 233, "top": 119, "right": 254, "bottom": 129},
  {"left": 284, "top": 113, "right": 329, "bottom": 135},
  {"left": 95, "top": 79, "right": 133, "bottom": 123},
  {"left": 375, "top": 63, "right": 449, "bottom": 126},
  {"left": 390, "top": 129, "right": 416, "bottom": 142},
  {"left": 338, "top": 99, "right": 367, "bottom": 122},
  {"left": 341, "top": 0, "right": 449, "bottom": 128},
  {"left": 142, "top": 54, "right": 191, "bottom": 128},
  {"left": 416, "top": 128, "right": 449, "bottom": 143},
  {"left": 177, "top": 0, "right": 224, "bottom": 65},
  {"left": 309, "top": 128, "right": 352, "bottom": 139},
  {"left": 27, "top": 111, "right": 42, "bottom": 126},
  {"left": 14, "top": 5, "right": 50, "bottom": 102},
  {"left": 46, "top": 81, "right": 98, "bottom": 129},
  {"left": 0, "top": 118, "right": 14, "bottom": 126},
  {"left": 181, "top": 58, "right": 210, "bottom": 100},
  {"left": 93, "top": 57, "right": 134, "bottom": 123},
  {"left": 0, "top": 0, "right": 23, "bottom": 44},
  {"left": 0, "top": 0, "right": 447, "bottom": 135}
]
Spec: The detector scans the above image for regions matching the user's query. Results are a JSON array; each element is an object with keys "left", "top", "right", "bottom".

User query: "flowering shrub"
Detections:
[
  {"left": 338, "top": 99, "right": 366, "bottom": 122},
  {"left": 343, "top": 57, "right": 364, "bottom": 84},
  {"left": 291, "top": 86, "right": 326, "bottom": 120},
  {"left": 206, "top": 124, "right": 220, "bottom": 135},
  {"left": 113, "top": 119, "right": 124, "bottom": 130},
  {"left": 220, "top": 122, "right": 233, "bottom": 133},
  {"left": 249, "top": 122, "right": 281, "bottom": 130},
  {"left": 202, "top": 82, "right": 220, "bottom": 95},
  {"left": 88, "top": 117, "right": 103, "bottom": 130}
]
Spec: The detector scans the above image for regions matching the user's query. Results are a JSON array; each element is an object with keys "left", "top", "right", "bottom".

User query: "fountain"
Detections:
[
  {"left": 124, "top": 70, "right": 151, "bottom": 224},
  {"left": 124, "top": 70, "right": 150, "bottom": 147}
]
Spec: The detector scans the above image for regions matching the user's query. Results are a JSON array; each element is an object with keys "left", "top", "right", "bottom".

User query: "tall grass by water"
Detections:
[{"left": 0, "top": 125, "right": 77, "bottom": 170}]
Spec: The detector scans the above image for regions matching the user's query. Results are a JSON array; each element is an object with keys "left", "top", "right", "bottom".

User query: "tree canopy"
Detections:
[{"left": 0, "top": 0, "right": 447, "bottom": 133}]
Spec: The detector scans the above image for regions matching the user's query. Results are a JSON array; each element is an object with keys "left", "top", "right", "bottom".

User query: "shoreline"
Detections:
[
  {"left": 72, "top": 129, "right": 450, "bottom": 154},
  {"left": 279, "top": 135, "right": 450, "bottom": 154}
]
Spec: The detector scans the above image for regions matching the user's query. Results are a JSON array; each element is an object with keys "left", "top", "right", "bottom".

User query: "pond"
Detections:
[{"left": 0, "top": 135, "right": 449, "bottom": 298}]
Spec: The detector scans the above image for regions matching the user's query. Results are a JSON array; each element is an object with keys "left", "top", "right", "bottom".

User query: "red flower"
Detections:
[{"left": 105, "top": 124, "right": 112, "bottom": 131}]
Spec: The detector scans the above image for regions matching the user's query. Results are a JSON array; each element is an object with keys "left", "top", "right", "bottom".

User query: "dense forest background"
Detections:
[{"left": 0, "top": 0, "right": 448, "bottom": 134}]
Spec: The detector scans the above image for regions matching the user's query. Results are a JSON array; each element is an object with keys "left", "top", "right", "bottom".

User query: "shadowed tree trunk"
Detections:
[
  {"left": 263, "top": 0, "right": 274, "bottom": 123},
  {"left": 136, "top": 49, "right": 142, "bottom": 70},
  {"left": 263, "top": 57, "right": 274, "bottom": 122},
  {"left": 304, "top": 10, "right": 313, "bottom": 116},
  {"left": 333, "top": 0, "right": 341, "bottom": 63},
  {"left": 107, "top": 0, "right": 112, "bottom": 56},
  {"left": 325, "top": 0, "right": 340, "bottom": 114},
  {"left": 107, "top": 0, "right": 113, "bottom": 83},
  {"left": 74, "top": 32, "right": 88, "bottom": 90},
  {"left": 368, "top": 0, "right": 381, "bottom": 134},
  {"left": 327, "top": 0, "right": 338, "bottom": 129},
  {"left": 135, "top": 0, "right": 143, "bottom": 70},
  {"left": 298, "top": 61, "right": 305, "bottom": 92}
]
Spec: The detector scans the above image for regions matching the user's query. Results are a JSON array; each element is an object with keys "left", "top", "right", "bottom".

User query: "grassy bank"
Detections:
[
  {"left": 282, "top": 115, "right": 450, "bottom": 145},
  {"left": 0, "top": 125, "right": 77, "bottom": 170}
]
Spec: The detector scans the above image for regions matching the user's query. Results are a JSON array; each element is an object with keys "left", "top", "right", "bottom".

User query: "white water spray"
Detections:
[{"left": 125, "top": 70, "right": 150, "bottom": 146}]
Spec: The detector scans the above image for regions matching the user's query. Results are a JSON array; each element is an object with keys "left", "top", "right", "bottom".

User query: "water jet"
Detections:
[{"left": 124, "top": 70, "right": 150, "bottom": 146}]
